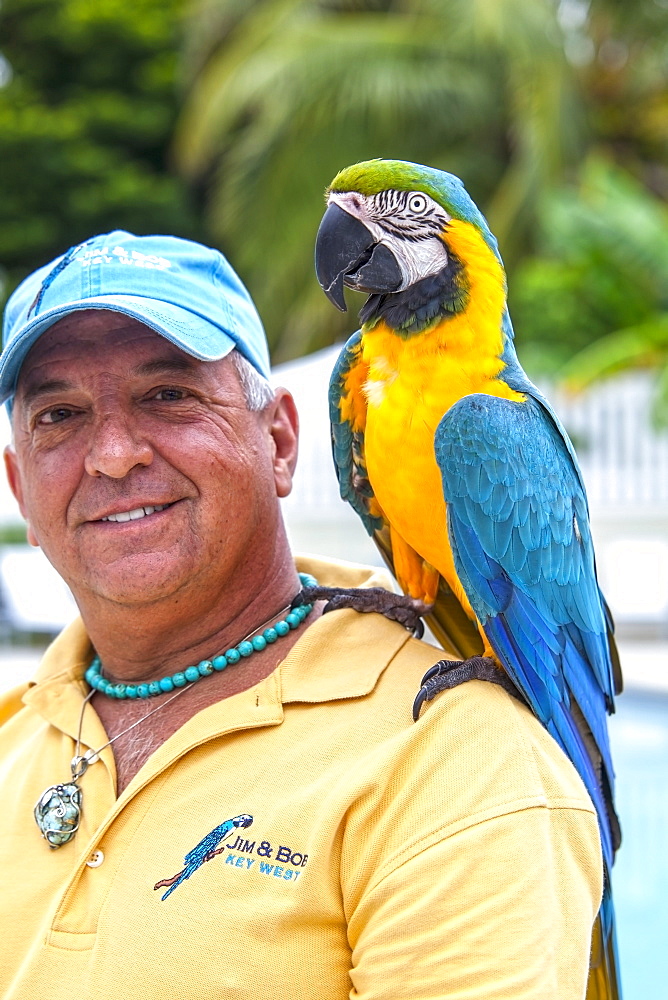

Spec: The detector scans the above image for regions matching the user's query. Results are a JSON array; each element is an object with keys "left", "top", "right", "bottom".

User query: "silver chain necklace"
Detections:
[
  {"left": 34, "top": 683, "right": 191, "bottom": 848},
  {"left": 33, "top": 594, "right": 305, "bottom": 849}
]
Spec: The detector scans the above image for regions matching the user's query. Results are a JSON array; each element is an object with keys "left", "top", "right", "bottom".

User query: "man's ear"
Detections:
[
  {"left": 4, "top": 446, "right": 39, "bottom": 547},
  {"left": 267, "top": 389, "right": 299, "bottom": 499}
]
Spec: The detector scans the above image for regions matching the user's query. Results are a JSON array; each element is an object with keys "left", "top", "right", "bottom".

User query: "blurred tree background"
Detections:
[
  {"left": 1, "top": 0, "right": 667, "bottom": 380},
  {"left": 0, "top": 0, "right": 197, "bottom": 298}
]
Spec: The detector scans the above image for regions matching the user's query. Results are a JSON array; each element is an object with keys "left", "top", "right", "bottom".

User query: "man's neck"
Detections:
[
  {"left": 90, "top": 589, "right": 323, "bottom": 795},
  {"left": 73, "top": 543, "right": 301, "bottom": 683}
]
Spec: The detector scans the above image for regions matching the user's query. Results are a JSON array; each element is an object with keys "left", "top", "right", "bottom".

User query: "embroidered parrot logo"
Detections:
[{"left": 154, "top": 813, "right": 253, "bottom": 900}]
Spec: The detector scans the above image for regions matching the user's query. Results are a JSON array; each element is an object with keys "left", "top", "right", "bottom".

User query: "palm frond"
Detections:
[
  {"left": 560, "top": 314, "right": 668, "bottom": 391},
  {"left": 175, "top": 0, "right": 586, "bottom": 357}
]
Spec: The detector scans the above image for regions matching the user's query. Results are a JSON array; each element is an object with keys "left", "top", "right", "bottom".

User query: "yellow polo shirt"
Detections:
[{"left": 0, "top": 556, "right": 602, "bottom": 999}]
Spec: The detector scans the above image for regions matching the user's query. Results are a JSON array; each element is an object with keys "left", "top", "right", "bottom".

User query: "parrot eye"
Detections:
[{"left": 407, "top": 194, "right": 428, "bottom": 214}]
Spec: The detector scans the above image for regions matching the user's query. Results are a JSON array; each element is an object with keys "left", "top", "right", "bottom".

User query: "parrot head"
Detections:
[{"left": 315, "top": 159, "right": 506, "bottom": 334}]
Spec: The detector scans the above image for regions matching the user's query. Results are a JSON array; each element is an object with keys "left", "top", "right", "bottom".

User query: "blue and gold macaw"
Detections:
[{"left": 314, "top": 159, "right": 622, "bottom": 999}]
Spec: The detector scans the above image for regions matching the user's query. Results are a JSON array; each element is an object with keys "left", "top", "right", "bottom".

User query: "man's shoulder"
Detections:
[
  {"left": 294, "top": 555, "right": 594, "bottom": 813},
  {"left": 352, "top": 626, "right": 593, "bottom": 813},
  {"left": 325, "top": 623, "right": 601, "bottom": 905}
]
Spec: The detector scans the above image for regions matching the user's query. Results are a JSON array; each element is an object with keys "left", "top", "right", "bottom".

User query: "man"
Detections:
[{"left": 0, "top": 231, "right": 602, "bottom": 998}]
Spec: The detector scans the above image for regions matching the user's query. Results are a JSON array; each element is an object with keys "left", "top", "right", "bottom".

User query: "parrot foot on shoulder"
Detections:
[
  {"left": 413, "top": 657, "right": 525, "bottom": 721},
  {"left": 297, "top": 585, "right": 429, "bottom": 636}
]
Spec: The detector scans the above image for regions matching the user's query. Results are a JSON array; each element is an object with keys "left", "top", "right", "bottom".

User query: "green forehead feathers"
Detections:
[{"left": 329, "top": 159, "right": 446, "bottom": 203}]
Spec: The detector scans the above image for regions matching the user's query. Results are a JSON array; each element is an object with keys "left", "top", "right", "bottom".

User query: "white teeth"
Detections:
[{"left": 102, "top": 503, "right": 169, "bottom": 523}]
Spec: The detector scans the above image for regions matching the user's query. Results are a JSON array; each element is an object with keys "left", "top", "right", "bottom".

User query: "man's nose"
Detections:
[{"left": 84, "top": 412, "right": 153, "bottom": 478}]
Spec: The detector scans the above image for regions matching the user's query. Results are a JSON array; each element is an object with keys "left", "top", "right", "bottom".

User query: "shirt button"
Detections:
[{"left": 86, "top": 850, "right": 105, "bottom": 868}]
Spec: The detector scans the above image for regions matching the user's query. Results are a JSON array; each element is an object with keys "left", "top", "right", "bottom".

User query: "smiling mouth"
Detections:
[{"left": 100, "top": 503, "right": 173, "bottom": 523}]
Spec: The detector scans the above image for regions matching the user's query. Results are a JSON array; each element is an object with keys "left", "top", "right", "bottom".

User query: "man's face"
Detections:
[{"left": 5, "top": 311, "right": 297, "bottom": 611}]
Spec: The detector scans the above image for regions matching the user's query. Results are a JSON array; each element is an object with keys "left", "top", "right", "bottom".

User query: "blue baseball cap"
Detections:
[{"left": 0, "top": 230, "right": 271, "bottom": 404}]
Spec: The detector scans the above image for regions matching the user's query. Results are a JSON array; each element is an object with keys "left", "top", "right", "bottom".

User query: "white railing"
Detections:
[{"left": 548, "top": 373, "right": 668, "bottom": 509}]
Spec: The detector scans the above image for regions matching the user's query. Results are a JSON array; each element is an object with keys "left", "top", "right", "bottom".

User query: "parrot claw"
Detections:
[
  {"left": 413, "top": 656, "right": 521, "bottom": 721},
  {"left": 412, "top": 617, "right": 425, "bottom": 639},
  {"left": 418, "top": 662, "right": 443, "bottom": 685},
  {"left": 298, "top": 585, "right": 429, "bottom": 636},
  {"left": 412, "top": 684, "right": 430, "bottom": 721}
]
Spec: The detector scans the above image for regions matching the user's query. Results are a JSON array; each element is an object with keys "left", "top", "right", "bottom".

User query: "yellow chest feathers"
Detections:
[{"left": 361, "top": 219, "right": 524, "bottom": 412}]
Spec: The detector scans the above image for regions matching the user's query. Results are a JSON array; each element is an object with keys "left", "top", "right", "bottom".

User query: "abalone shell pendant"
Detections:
[{"left": 34, "top": 781, "right": 83, "bottom": 848}]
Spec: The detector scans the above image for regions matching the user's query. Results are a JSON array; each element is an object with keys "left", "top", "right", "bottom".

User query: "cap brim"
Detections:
[{"left": 0, "top": 294, "right": 244, "bottom": 405}]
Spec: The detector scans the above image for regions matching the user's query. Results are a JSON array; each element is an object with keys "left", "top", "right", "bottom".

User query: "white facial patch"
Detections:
[{"left": 328, "top": 189, "right": 451, "bottom": 290}]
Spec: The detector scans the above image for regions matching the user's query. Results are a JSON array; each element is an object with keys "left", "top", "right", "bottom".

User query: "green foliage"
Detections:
[
  {"left": 0, "top": 0, "right": 197, "bottom": 304},
  {"left": 177, "top": 0, "right": 580, "bottom": 360},
  {"left": 2, "top": 0, "right": 666, "bottom": 385},
  {"left": 513, "top": 153, "right": 668, "bottom": 428},
  {"left": 585, "top": 0, "right": 668, "bottom": 196},
  {"left": 511, "top": 157, "right": 668, "bottom": 384}
]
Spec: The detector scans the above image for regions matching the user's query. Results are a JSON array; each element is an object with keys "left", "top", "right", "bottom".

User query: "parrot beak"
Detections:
[{"left": 315, "top": 202, "right": 403, "bottom": 311}]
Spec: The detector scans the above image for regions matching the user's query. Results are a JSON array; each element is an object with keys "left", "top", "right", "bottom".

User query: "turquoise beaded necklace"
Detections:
[{"left": 84, "top": 572, "right": 318, "bottom": 700}]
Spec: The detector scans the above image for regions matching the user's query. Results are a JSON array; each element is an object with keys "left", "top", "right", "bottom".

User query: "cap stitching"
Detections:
[{"left": 26, "top": 240, "right": 93, "bottom": 320}]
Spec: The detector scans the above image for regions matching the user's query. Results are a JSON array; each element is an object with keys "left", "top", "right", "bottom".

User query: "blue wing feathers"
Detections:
[
  {"left": 484, "top": 608, "right": 558, "bottom": 718},
  {"left": 489, "top": 598, "right": 614, "bottom": 866},
  {"left": 561, "top": 638, "right": 615, "bottom": 776},
  {"left": 448, "top": 517, "right": 502, "bottom": 616},
  {"left": 489, "top": 483, "right": 514, "bottom": 520},
  {"left": 489, "top": 510, "right": 515, "bottom": 559},
  {"left": 545, "top": 709, "right": 613, "bottom": 864},
  {"left": 436, "top": 391, "right": 616, "bottom": 868},
  {"left": 511, "top": 590, "right": 562, "bottom": 658}
]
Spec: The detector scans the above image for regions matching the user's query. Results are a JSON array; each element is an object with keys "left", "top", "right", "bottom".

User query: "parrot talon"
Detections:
[
  {"left": 418, "top": 662, "right": 443, "bottom": 685},
  {"left": 413, "top": 656, "right": 520, "bottom": 721},
  {"left": 412, "top": 685, "right": 429, "bottom": 720},
  {"left": 290, "top": 590, "right": 307, "bottom": 609},
  {"left": 412, "top": 617, "right": 425, "bottom": 640},
  {"left": 299, "top": 585, "right": 429, "bottom": 635}
]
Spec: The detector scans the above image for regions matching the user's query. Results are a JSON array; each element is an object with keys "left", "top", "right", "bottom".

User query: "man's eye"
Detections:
[
  {"left": 37, "top": 407, "right": 74, "bottom": 425},
  {"left": 153, "top": 388, "right": 186, "bottom": 402}
]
